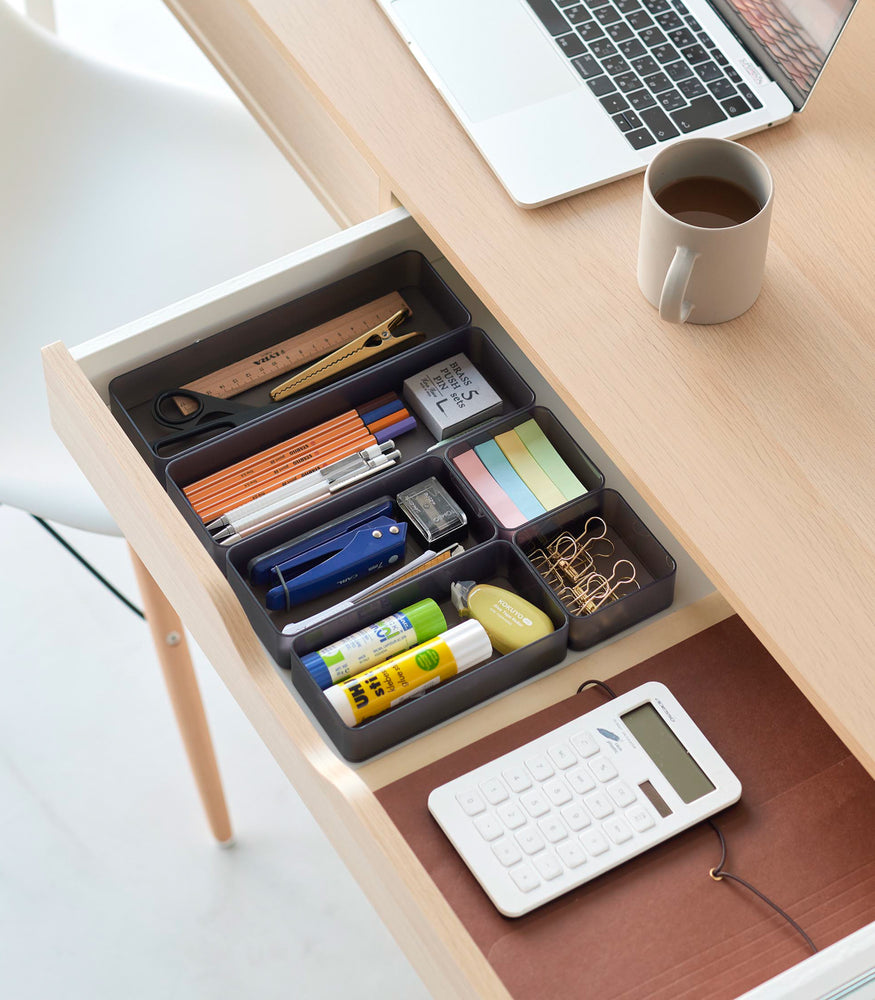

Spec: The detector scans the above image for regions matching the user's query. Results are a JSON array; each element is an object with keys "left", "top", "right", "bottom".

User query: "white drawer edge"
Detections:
[
  {"left": 71, "top": 206, "right": 436, "bottom": 401},
  {"left": 738, "top": 920, "right": 875, "bottom": 999}
]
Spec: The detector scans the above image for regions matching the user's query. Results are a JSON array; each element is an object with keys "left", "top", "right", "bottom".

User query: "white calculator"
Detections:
[{"left": 428, "top": 682, "right": 742, "bottom": 917}]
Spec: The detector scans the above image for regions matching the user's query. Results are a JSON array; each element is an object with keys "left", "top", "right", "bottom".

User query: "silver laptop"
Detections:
[{"left": 375, "top": 0, "right": 858, "bottom": 206}]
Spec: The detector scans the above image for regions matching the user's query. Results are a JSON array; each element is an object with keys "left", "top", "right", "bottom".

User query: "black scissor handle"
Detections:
[
  {"left": 153, "top": 418, "right": 241, "bottom": 455},
  {"left": 152, "top": 388, "right": 206, "bottom": 427}
]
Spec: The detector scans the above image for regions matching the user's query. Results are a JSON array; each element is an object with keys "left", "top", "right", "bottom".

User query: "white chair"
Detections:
[{"left": 0, "top": 1, "right": 339, "bottom": 840}]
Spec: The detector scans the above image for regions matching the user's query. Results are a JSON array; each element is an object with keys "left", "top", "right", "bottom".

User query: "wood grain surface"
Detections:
[
  {"left": 167, "top": 0, "right": 875, "bottom": 776},
  {"left": 42, "top": 342, "right": 510, "bottom": 1000}
]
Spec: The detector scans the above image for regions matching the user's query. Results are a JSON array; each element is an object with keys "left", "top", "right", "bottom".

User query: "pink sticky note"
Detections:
[{"left": 453, "top": 448, "right": 527, "bottom": 528}]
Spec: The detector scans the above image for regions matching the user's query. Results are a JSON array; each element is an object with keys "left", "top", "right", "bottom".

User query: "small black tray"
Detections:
[
  {"left": 514, "top": 489, "right": 676, "bottom": 650},
  {"left": 288, "top": 540, "right": 569, "bottom": 762},
  {"left": 444, "top": 406, "right": 604, "bottom": 536},
  {"left": 109, "top": 250, "right": 471, "bottom": 474},
  {"left": 164, "top": 327, "right": 534, "bottom": 567}
]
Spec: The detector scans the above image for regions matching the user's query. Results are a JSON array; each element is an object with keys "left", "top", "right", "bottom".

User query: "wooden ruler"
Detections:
[{"left": 174, "top": 290, "right": 410, "bottom": 415}]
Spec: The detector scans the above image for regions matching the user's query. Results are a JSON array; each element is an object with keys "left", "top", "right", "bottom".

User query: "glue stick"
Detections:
[
  {"left": 324, "top": 620, "right": 492, "bottom": 726},
  {"left": 300, "top": 599, "right": 447, "bottom": 690}
]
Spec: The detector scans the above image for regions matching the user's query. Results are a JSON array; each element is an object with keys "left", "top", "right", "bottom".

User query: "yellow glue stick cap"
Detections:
[{"left": 451, "top": 582, "right": 553, "bottom": 655}]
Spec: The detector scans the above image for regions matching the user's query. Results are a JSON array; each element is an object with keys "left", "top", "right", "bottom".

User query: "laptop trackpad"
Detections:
[{"left": 392, "top": 0, "right": 577, "bottom": 123}]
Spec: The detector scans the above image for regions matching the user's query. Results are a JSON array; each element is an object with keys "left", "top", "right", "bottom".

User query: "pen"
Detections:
[
  {"left": 327, "top": 450, "right": 400, "bottom": 492},
  {"left": 206, "top": 445, "right": 389, "bottom": 530},
  {"left": 215, "top": 452, "right": 400, "bottom": 543},
  {"left": 195, "top": 433, "right": 376, "bottom": 520},
  {"left": 211, "top": 449, "right": 396, "bottom": 538}
]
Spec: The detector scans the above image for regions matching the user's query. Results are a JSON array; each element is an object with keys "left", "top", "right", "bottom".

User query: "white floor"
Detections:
[
  {"left": 0, "top": 508, "right": 429, "bottom": 1000},
  {"left": 1, "top": 3, "right": 429, "bottom": 998}
]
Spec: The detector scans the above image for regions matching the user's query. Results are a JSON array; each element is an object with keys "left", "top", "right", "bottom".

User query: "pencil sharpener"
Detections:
[{"left": 396, "top": 477, "right": 467, "bottom": 545}]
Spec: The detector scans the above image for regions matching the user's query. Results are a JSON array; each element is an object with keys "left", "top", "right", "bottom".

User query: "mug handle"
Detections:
[{"left": 659, "top": 246, "right": 699, "bottom": 324}]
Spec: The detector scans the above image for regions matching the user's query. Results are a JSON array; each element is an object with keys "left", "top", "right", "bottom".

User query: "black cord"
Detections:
[
  {"left": 31, "top": 515, "right": 145, "bottom": 620},
  {"left": 576, "top": 678, "right": 619, "bottom": 699},
  {"left": 707, "top": 819, "right": 817, "bottom": 954},
  {"left": 574, "top": 675, "right": 817, "bottom": 954}
]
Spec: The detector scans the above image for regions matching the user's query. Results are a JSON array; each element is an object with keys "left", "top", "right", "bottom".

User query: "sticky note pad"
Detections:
[
  {"left": 514, "top": 419, "right": 586, "bottom": 502},
  {"left": 494, "top": 429, "right": 567, "bottom": 511},
  {"left": 474, "top": 441, "right": 545, "bottom": 521},
  {"left": 453, "top": 449, "right": 527, "bottom": 528}
]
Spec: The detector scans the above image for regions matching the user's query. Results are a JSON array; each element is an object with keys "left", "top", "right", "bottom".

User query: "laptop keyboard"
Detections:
[{"left": 526, "top": 0, "right": 764, "bottom": 150}]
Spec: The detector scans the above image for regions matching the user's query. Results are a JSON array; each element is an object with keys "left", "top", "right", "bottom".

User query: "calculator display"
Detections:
[{"left": 621, "top": 704, "right": 716, "bottom": 804}]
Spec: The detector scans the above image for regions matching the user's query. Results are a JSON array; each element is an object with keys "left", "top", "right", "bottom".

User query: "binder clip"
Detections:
[{"left": 527, "top": 516, "right": 640, "bottom": 617}]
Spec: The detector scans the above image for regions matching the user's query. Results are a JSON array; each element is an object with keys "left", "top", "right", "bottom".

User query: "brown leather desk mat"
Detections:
[{"left": 376, "top": 616, "right": 875, "bottom": 999}]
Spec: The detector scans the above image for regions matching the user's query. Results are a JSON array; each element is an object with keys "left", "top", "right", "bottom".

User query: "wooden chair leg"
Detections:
[{"left": 128, "top": 545, "right": 233, "bottom": 844}]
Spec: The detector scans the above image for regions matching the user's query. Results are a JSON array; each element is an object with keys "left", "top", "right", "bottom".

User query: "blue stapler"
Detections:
[
  {"left": 248, "top": 499, "right": 394, "bottom": 586},
  {"left": 262, "top": 511, "right": 407, "bottom": 611}
]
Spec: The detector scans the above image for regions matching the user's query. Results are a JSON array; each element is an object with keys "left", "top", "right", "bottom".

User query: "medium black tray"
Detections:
[
  {"left": 288, "top": 540, "right": 569, "bottom": 762},
  {"left": 224, "top": 455, "right": 497, "bottom": 663},
  {"left": 109, "top": 250, "right": 471, "bottom": 474},
  {"left": 164, "top": 327, "right": 534, "bottom": 567}
]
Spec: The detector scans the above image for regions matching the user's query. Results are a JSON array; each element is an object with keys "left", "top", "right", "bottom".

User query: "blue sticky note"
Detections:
[{"left": 474, "top": 440, "right": 545, "bottom": 521}]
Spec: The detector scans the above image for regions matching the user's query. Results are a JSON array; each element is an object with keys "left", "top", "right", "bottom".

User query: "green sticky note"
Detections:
[{"left": 514, "top": 419, "right": 586, "bottom": 502}]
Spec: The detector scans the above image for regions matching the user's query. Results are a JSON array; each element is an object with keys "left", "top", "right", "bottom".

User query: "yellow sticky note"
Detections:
[{"left": 494, "top": 429, "right": 566, "bottom": 511}]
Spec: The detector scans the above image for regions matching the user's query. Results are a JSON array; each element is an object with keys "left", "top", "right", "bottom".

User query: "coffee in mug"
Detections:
[
  {"left": 638, "top": 138, "right": 773, "bottom": 324},
  {"left": 654, "top": 176, "right": 762, "bottom": 229}
]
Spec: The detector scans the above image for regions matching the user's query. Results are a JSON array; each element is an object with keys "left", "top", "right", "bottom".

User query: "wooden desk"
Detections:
[
  {"left": 168, "top": 0, "right": 875, "bottom": 775},
  {"left": 43, "top": 1, "right": 875, "bottom": 996}
]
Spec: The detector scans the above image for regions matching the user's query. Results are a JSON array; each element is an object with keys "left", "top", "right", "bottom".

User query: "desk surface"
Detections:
[{"left": 171, "top": 0, "right": 875, "bottom": 771}]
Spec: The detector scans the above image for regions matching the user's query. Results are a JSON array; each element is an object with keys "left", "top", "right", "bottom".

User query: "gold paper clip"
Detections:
[
  {"left": 568, "top": 559, "right": 638, "bottom": 615},
  {"left": 526, "top": 517, "right": 640, "bottom": 618},
  {"left": 269, "top": 307, "right": 420, "bottom": 402}
]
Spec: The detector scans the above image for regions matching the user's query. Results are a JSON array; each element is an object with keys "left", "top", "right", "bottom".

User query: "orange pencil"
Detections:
[
  {"left": 366, "top": 407, "right": 410, "bottom": 434},
  {"left": 195, "top": 441, "right": 375, "bottom": 521},
  {"left": 183, "top": 409, "right": 361, "bottom": 498},
  {"left": 184, "top": 395, "right": 403, "bottom": 499},
  {"left": 194, "top": 434, "right": 376, "bottom": 520},
  {"left": 187, "top": 422, "right": 371, "bottom": 506},
  {"left": 192, "top": 431, "right": 375, "bottom": 519}
]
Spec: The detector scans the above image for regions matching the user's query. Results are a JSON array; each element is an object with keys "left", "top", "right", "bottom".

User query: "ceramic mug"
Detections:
[{"left": 637, "top": 137, "right": 774, "bottom": 325}]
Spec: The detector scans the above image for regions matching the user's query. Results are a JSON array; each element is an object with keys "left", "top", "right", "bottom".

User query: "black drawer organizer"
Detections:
[{"left": 110, "top": 250, "right": 676, "bottom": 761}]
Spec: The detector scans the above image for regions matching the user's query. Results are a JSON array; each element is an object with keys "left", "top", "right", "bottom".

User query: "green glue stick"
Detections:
[
  {"left": 300, "top": 599, "right": 447, "bottom": 690},
  {"left": 324, "top": 621, "right": 492, "bottom": 727},
  {"left": 451, "top": 581, "right": 553, "bottom": 655}
]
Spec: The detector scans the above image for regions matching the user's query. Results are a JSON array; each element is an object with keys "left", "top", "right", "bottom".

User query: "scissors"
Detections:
[{"left": 150, "top": 388, "right": 266, "bottom": 455}]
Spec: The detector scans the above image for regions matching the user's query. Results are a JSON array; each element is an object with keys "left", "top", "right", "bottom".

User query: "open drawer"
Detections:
[{"left": 42, "top": 207, "right": 875, "bottom": 999}]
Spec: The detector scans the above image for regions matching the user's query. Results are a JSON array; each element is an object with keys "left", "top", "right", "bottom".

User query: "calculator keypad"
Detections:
[{"left": 446, "top": 729, "right": 660, "bottom": 908}]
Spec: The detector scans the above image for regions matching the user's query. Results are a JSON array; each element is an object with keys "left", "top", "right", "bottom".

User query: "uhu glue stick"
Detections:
[
  {"left": 324, "top": 620, "right": 492, "bottom": 727},
  {"left": 300, "top": 599, "right": 447, "bottom": 690}
]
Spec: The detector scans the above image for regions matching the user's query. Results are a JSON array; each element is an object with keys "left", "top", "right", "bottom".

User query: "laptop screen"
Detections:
[{"left": 717, "top": 0, "right": 857, "bottom": 107}]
